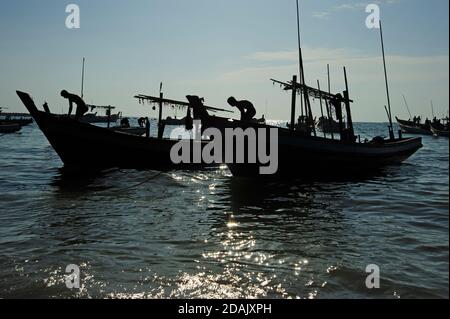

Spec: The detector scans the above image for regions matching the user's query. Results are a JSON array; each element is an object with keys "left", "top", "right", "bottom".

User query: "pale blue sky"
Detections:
[{"left": 0, "top": 0, "right": 448, "bottom": 121}]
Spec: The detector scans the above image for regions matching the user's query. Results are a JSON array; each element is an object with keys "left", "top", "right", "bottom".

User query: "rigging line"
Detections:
[{"left": 96, "top": 171, "right": 164, "bottom": 195}]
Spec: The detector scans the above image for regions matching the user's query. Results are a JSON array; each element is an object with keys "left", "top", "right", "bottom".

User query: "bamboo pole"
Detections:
[
  {"left": 317, "top": 80, "right": 326, "bottom": 138},
  {"left": 379, "top": 21, "right": 395, "bottom": 140}
]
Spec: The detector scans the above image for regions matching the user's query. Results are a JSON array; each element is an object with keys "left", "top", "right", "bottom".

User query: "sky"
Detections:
[{"left": 0, "top": 0, "right": 448, "bottom": 121}]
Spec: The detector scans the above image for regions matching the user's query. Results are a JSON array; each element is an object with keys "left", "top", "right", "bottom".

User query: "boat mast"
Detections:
[
  {"left": 379, "top": 21, "right": 395, "bottom": 140},
  {"left": 431, "top": 100, "right": 435, "bottom": 118},
  {"left": 402, "top": 95, "right": 413, "bottom": 120},
  {"left": 296, "top": 0, "right": 304, "bottom": 119},
  {"left": 326, "top": 64, "right": 334, "bottom": 139},
  {"left": 295, "top": 0, "right": 315, "bottom": 136},
  {"left": 81, "top": 57, "right": 85, "bottom": 99},
  {"left": 317, "top": 80, "right": 326, "bottom": 138}
]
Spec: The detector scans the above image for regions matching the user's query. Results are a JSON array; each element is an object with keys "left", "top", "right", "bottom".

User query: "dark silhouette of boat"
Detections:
[
  {"left": 184, "top": 95, "right": 423, "bottom": 177},
  {"left": 0, "top": 108, "right": 33, "bottom": 126},
  {"left": 430, "top": 119, "right": 449, "bottom": 137},
  {"left": 16, "top": 91, "right": 213, "bottom": 170},
  {"left": 396, "top": 117, "right": 432, "bottom": 135},
  {"left": 0, "top": 123, "right": 22, "bottom": 134}
]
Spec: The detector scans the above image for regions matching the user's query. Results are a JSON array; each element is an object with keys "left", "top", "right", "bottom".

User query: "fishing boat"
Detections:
[
  {"left": 16, "top": 91, "right": 231, "bottom": 170},
  {"left": 80, "top": 106, "right": 121, "bottom": 124},
  {"left": 430, "top": 118, "right": 449, "bottom": 137},
  {"left": 182, "top": 87, "right": 422, "bottom": 177},
  {"left": 0, "top": 108, "right": 33, "bottom": 126},
  {"left": 396, "top": 117, "right": 432, "bottom": 135},
  {"left": 0, "top": 123, "right": 22, "bottom": 134}
]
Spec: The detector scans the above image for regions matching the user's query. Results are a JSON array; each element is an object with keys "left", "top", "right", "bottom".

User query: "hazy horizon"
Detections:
[{"left": 1, "top": 0, "right": 448, "bottom": 122}]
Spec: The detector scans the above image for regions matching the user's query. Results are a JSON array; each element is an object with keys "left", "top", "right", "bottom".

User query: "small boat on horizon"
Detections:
[
  {"left": 430, "top": 118, "right": 449, "bottom": 137},
  {"left": 396, "top": 117, "right": 432, "bottom": 135},
  {"left": 0, "top": 123, "right": 22, "bottom": 134}
]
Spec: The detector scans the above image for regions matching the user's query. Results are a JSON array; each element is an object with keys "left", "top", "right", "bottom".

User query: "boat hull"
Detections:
[
  {"left": 16, "top": 91, "right": 211, "bottom": 170},
  {"left": 0, "top": 123, "right": 22, "bottom": 133},
  {"left": 228, "top": 135, "right": 422, "bottom": 177},
  {"left": 396, "top": 117, "right": 432, "bottom": 135},
  {"left": 203, "top": 117, "right": 422, "bottom": 178},
  {"left": 430, "top": 124, "right": 449, "bottom": 137}
]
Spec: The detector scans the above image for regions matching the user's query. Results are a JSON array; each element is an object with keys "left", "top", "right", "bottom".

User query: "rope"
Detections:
[{"left": 97, "top": 171, "right": 164, "bottom": 195}]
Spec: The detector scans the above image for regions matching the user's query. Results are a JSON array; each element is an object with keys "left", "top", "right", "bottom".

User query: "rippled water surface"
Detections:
[{"left": 0, "top": 123, "right": 448, "bottom": 299}]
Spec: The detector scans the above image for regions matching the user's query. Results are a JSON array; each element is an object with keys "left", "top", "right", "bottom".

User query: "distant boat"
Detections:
[
  {"left": 396, "top": 117, "right": 432, "bottom": 135},
  {"left": 0, "top": 123, "right": 22, "bottom": 134},
  {"left": 0, "top": 111, "right": 33, "bottom": 126},
  {"left": 430, "top": 120, "right": 449, "bottom": 137},
  {"left": 79, "top": 112, "right": 120, "bottom": 124}
]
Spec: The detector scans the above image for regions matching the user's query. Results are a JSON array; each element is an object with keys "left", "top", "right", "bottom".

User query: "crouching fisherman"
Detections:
[{"left": 60, "top": 90, "right": 89, "bottom": 120}]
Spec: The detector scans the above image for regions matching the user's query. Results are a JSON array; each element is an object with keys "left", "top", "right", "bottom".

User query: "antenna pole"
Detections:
[
  {"left": 81, "top": 57, "right": 85, "bottom": 99},
  {"left": 379, "top": 21, "right": 395, "bottom": 140}
]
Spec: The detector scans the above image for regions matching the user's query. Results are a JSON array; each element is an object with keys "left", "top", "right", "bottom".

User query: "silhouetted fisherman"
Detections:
[
  {"left": 120, "top": 118, "right": 130, "bottom": 128},
  {"left": 60, "top": 90, "right": 88, "bottom": 120},
  {"left": 227, "top": 97, "right": 256, "bottom": 122}
]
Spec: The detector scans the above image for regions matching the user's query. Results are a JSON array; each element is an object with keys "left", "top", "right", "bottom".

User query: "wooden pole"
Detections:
[
  {"left": 107, "top": 105, "right": 111, "bottom": 129},
  {"left": 317, "top": 80, "right": 326, "bottom": 138},
  {"left": 326, "top": 64, "right": 334, "bottom": 140},
  {"left": 296, "top": 0, "right": 304, "bottom": 118},
  {"left": 431, "top": 100, "right": 435, "bottom": 118},
  {"left": 343, "top": 67, "right": 354, "bottom": 139},
  {"left": 402, "top": 95, "right": 412, "bottom": 120},
  {"left": 379, "top": 21, "right": 395, "bottom": 140},
  {"left": 81, "top": 57, "right": 85, "bottom": 99},
  {"left": 158, "top": 91, "right": 164, "bottom": 139},
  {"left": 291, "top": 75, "right": 297, "bottom": 130}
]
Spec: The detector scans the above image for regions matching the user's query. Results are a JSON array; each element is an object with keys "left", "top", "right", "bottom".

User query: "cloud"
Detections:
[
  {"left": 312, "top": 12, "right": 331, "bottom": 20},
  {"left": 246, "top": 47, "right": 365, "bottom": 64}
]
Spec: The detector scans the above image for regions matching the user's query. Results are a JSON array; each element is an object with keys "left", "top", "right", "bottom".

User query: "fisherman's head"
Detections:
[
  {"left": 227, "top": 96, "right": 238, "bottom": 107},
  {"left": 60, "top": 90, "right": 69, "bottom": 98}
]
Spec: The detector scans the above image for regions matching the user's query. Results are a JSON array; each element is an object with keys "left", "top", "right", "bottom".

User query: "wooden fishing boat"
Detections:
[
  {"left": 0, "top": 118, "right": 33, "bottom": 126},
  {"left": 0, "top": 123, "right": 22, "bottom": 133},
  {"left": 430, "top": 123, "right": 449, "bottom": 137},
  {"left": 183, "top": 94, "right": 423, "bottom": 178},
  {"left": 396, "top": 117, "right": 432, "bottom": 135},
  {"left": 0, "top": 109, "right": 33, "bottom": 126},
  {"left": 16, "top": 91, "right": 216, "bottom": 170},
  {"left": 79, "top": 112, "right": 120, "bottom": 124}
]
